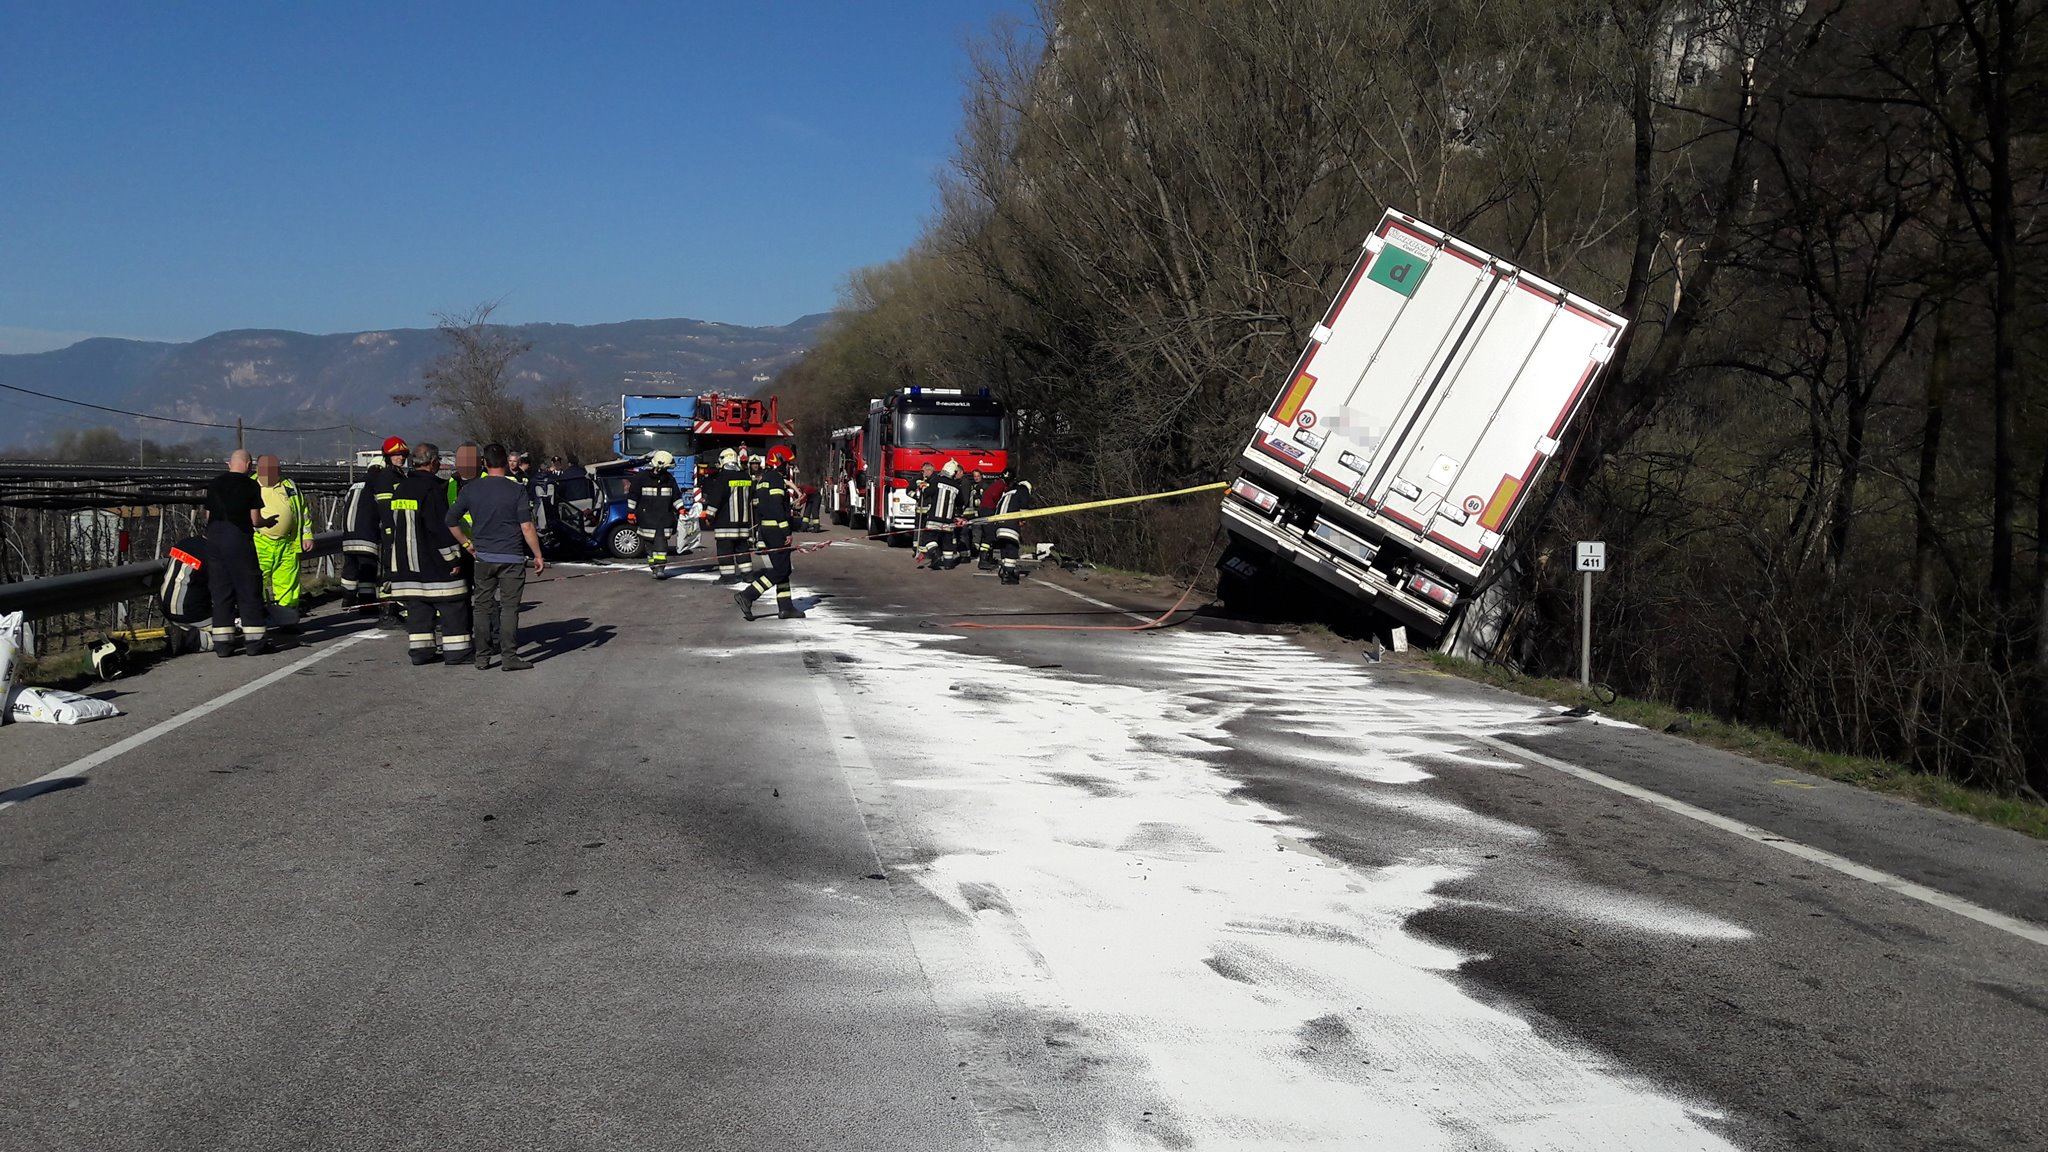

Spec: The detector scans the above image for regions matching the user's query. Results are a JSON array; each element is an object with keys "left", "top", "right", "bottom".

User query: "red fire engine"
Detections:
[
  {"left": 825, "top": 425, "right": 865, "bottom": 525},
  {"left": 861, "top": 388, "right": 1010, "bottom": 543},
  {"left": 694, "top": 392, "right": 795, "bottom": 461}
]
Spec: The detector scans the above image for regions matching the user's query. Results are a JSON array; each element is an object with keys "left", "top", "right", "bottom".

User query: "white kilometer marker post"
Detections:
[{"left": 1576, "top": 541, "right": 1605, "bottom": 688}]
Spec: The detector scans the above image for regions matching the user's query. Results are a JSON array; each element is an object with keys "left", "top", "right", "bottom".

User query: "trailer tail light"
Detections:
[
  {"left": 1407, "top": 573, "right": 1459, "bottom": 609},
  {"left": 1228, "top": 477, "right": 1279, "bottom": 514},
  {"left": 1310, "top": 519, "right": 1378, "bottom": 566}
]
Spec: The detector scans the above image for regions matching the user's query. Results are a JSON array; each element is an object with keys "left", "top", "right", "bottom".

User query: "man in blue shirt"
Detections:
[{"left": 447, "top": 442, "right": 546, "bottom": 670}]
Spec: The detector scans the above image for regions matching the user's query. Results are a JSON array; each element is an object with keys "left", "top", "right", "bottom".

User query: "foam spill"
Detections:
[{"left": 791, "top": 605, "right": 1746, "bottom": 1149}]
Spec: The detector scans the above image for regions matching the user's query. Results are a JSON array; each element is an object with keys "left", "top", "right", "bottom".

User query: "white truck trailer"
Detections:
[{"left": 1218, "top": 209, "right": 1627, "bottom": 644}]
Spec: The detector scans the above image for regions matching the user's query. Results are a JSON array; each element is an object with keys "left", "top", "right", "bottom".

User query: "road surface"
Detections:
[{"left": 3, "top": 529, "right": 2043, "bottom": 1151}]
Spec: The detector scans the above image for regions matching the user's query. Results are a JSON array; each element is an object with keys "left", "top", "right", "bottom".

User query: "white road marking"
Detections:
[
  {"left": 1029, "top": 577, "right": 1153, "bottom": 623},
  {"left": 1466, "top": 732, "right": 2048, "bottom": 948},
  {"left": 0, "top": 629, "right": 383, "bottom": 814}
]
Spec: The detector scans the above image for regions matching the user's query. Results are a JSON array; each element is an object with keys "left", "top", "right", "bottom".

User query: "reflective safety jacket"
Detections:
[
  {"left": 344, "top": 465, "right": 396, "bottom": 557},
  {"left": 993, "top": 482, "right": 1033, "bottom": 542},
  {"left": 928, "top": 474, "right": 966, "bottom": 523},
  {"left": 705, "top": 466, "right": 754, "bottom": 537},
  {"left": 753, "top": 464, "right": 793, "bottom": 544},
  {"left": 381, "top": 471, "right": 467, "bottom": 599},
  {"left": 626, "top": 467, "right": 680, "bottom": 531},
  {"left": 157, "top": 535, "right": 211, "bottom": 624},
  {"left": 259, "top": 478, "right": 313, "bottom": 546}
]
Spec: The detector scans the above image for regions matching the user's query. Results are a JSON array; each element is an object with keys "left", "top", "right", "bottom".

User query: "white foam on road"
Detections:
[{"left": 797, "top": 606, "right": 1745, "bottom": 1150}]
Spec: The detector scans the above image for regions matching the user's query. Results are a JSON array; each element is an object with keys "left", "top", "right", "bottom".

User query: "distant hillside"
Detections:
[{"left": 0, "top": 313, "right": 835, "bottom": 448}]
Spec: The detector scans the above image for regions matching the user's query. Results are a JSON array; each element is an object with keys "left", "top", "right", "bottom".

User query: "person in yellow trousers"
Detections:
[{"left": 254, "top": 453, "right": 315, "bottom": 630}]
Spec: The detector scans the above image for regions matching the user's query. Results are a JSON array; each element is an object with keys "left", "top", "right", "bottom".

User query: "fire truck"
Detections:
[
  {"left": 824, "top": 425, "right": 866, "bottom": 525},
  {"left": 693, "top": 392, "right": 796, "bottom": 464},
  {"left": 862, "top": 388, "right": 1010, "bottom": 543}
]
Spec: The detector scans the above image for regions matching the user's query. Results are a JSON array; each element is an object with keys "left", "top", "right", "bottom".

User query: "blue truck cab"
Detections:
[{"left": 593, "top": 393, "right": 701, "bottom": 559}]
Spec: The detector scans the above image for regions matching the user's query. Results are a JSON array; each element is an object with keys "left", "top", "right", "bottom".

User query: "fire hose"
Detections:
[{"left": 637, "top": 480, "right": 1228, "bottom": 632}]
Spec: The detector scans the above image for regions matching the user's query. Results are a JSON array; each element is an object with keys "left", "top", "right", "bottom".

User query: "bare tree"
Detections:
[{"left": 421, "top": 302, "right": 537, "bottom": 446}]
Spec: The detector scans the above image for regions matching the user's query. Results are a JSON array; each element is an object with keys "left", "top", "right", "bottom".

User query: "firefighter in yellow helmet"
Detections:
[
  {"left": 627, "top": 449, "right": 682, "bottom": 577},
  {"left": 703, "top": 447, "right": 754, "bottom": 582}
]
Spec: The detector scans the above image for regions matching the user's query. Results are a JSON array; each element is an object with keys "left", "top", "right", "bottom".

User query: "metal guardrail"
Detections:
[{"left": 0, "top": 531, "right": 345, "bottom": 620}]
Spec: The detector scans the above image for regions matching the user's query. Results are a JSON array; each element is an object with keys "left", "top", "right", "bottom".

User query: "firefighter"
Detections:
[
  {"left": 343, "top": 437, "right": 408, "bottom": 618},
  {"left": 382, "top": 442, "right": 472, "bottom": 666},
  {"left": 992, "top": 477, "right": 1034, "bottom": 585},
  {"left": 627, "top": 450, "right": 682, "bottom": 577},
  {"left": 923, "top": 460, "right": 967, "bottom": 570},
  {"left": 974, "top": 469, "right": 1009, "bottom": 570},
  {"left": 253, "top": 454, "right": 314, "bottom": 629},
  {"left": 704, "top": 448, "right": 754, "bottom": 582},
  {"left": 911, "top": 461, "right": 936, "bottom": 561},
  {"left": 735, "top": 444, "right": 803, "bottom": 620},
  {"left": 202, "top": 450, "right": 272, "bottom": 655}
]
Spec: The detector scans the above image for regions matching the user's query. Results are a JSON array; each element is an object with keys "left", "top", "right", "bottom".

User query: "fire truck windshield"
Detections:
[{"left": 897, "top": 411, "right": 1006, "bottom": 451}]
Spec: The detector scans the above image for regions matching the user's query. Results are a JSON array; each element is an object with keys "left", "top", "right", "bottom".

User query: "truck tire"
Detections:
[{"left": 606, "top": 524, "right": 645, "bottom": 560}]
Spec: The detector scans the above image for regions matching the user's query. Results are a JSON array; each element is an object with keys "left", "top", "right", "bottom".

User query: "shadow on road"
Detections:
[
  {"left": 0, "top": 777, "right": 87, "bottom": 806},
  {"left": 523, "top": 617, "right": 615, "bottom": 662}
]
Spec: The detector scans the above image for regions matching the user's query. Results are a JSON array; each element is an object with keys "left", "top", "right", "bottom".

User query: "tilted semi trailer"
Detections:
[{"left": 1218, "top": 209, "right": 1627, "bottom": 644}]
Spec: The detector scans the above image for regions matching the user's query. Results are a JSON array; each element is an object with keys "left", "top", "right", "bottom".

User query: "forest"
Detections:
[{"left": 777, "top": 0, "right": 2048, "bottom": 796}]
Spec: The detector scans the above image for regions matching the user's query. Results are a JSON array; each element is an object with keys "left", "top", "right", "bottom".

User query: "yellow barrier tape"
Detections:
[{"left": 976, "top": 481, "right": 1227, "bottom": 525}]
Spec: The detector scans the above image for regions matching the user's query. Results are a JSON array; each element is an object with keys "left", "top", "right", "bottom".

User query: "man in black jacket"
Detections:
[
  {"left": 704, "top": 448, "right": 754, "bottom": 583},
  {"left": 202, "top": 450, "right": 272, "bottom": 655},
  {"left": 991, "top": 477, "right": 1034, "bottom": 586},
  {"left": 627, "top": 450, "right": 682, "bottom": 577},
  {"left": 735, "top": 445, "right": 803, "bottom": 620},
  {"left": 382, "top": 443, "right": 471, "bottom": 666},
  {"left": 344, "top": 436, "right": 408, "bottom": 621}
]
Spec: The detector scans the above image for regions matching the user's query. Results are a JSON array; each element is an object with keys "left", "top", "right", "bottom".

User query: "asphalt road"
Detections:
[{"left": 2, "top": 530, "right": 2043, "bottom": 1151}]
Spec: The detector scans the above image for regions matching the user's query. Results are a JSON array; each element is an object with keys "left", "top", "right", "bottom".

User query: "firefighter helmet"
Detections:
[
  {"left": 718, "top": 448, "right": 740, "bottom": 469},
  {"left": 381, "top": 436, "right": 408, "bottom": 457},
  {"left": 941, "top": 459, "right": 963, "bottom": 478},
  {"left": 649, "top": 450, "right": 674, "bottom": 469},
  {"left": 767, "top": 444, "right": 795, "bottom": 467}
]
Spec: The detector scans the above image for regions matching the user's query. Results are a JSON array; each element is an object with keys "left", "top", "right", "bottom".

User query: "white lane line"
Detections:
[
  {"left": 1465, "top": 731, "right": 2048, "bottom": 948},
  {"left": 805, "top": 652, "right": 1058, "bottom": 1146},
  {"left": 0, "top": 630, "right": 384, "bottom": 814},
  {"left": 1029, "top": 577, "right": 1152, "bottom": 624}
]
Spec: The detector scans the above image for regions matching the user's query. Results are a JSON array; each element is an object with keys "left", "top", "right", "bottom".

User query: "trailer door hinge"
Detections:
[
  {"left": 1534, "top": 435, "right": 1559, "bottom": 456},
  {"left": 1590, "top": 341, "right": 1614, "bottom": 364},
  {"left": 1310, "top": 323, "right": 1333, "bottom": 344}
]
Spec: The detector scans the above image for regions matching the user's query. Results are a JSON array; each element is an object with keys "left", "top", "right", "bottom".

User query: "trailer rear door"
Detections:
[{"left": 1244, "top": 210, "right": 1625, "bottom": 582}]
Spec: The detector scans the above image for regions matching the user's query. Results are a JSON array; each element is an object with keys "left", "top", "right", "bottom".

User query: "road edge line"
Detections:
[
  {"left": 1467, "top": 731, "right": 2048, "bottom": 948},
  {"left": 1029, "top": 577, "right": 1153, "bottom": 624},
  {"left": 0, "top": 629, "right": 383, "bottom": 814}
]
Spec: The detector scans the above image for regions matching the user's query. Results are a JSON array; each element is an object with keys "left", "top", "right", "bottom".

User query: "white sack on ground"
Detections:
[
  {"left": 6, "top": 686, "right": 121, "bottom": 725},
  {"left": 0, "top": 611, "right": 22, "bottom": 706}
]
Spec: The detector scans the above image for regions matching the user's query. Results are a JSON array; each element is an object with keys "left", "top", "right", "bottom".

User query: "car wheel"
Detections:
[{"left": 608, "top": 525, "right": 645, "bottom": 559}]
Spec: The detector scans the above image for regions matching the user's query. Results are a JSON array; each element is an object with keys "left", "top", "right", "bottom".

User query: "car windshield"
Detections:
[
  {"left": 898, "top": 411, "right": 1006, "bottom": 450},
  {"left": 625, "top": 428, "right": 697, "bottom": 457}
]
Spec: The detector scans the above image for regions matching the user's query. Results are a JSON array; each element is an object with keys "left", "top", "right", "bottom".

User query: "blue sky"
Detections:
[{"left": 0, "top": 0, "right": 1033, "bottom": 352}]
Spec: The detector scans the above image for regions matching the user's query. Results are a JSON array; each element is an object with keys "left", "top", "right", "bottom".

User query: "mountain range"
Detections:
[{"left": 0, "top": 313, "right": 835, "bottom": 450}]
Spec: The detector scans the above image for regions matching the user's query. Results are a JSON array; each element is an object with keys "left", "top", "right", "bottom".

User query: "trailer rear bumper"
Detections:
[{"left": 1219, "top": 500, "right": 1451, "bottom": 637}]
